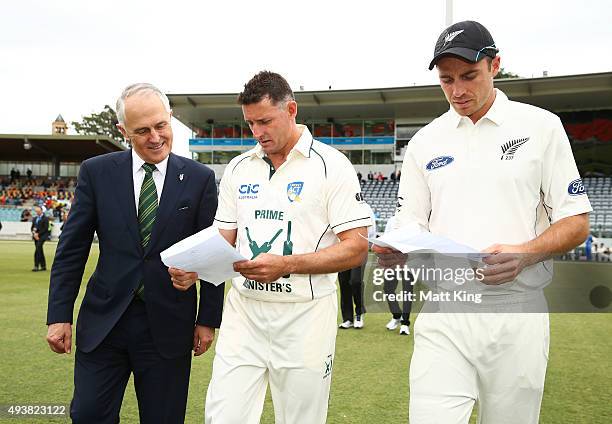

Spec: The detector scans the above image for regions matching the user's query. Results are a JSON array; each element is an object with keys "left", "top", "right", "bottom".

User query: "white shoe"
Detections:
[
  {"left": 399, "top": 325, "right": 410, "bottom": 335},
  {"left": 353, "top": 315, "right": 364, "bottom": 329},
  {"left": 386, "top": 318, "right": 401, "bottom": 331},
  {"left": 339, "top": 320, "right": 353, "bottom": 329}
]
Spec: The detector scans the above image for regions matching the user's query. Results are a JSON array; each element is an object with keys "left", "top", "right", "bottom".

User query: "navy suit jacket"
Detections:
[
  {"left": 32, "top": 214, "right": 50, "bottom": 241},
  {"left": 47, "top": 150, "right": 224, "bottom": 358}
]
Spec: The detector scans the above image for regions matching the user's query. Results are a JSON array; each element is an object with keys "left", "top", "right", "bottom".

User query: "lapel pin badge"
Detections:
[{"left": 179, "top": 173, "right": 184, "bottom": 181}]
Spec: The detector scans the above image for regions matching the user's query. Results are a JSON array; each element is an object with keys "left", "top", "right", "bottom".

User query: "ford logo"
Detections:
[
  {"left": 426, "top": 156, "right": 454, "bottom": 171},
  {"left": 567, "top": 178, "right": 586, "bottom": 196}
]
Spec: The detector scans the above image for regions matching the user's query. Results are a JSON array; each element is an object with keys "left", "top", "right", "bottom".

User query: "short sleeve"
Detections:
[
  {"left": 214, "top": 162, "right": 238, "bottom": 230},
  {"left": 395, "top": 136, "right": 432, "bottom": 231},
  {"left": 541, "top": 117, "right": 592, "bottom": 223},
  {"left": 327, "top": 155, "right": 372, "bottom": 234}
]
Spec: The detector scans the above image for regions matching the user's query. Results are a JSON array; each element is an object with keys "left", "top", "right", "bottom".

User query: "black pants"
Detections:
[
  {"left": 71, "top": 300, "right": 191, "bottom": 424},
  {"left": 33, "top": 239, "right": 46, "bottom": 269},
  {"left": 383, "top": 277, "right": 413, "bottom": 326},
  {"left": 338, "top": 264, "right": 366, "bottom": 322}
]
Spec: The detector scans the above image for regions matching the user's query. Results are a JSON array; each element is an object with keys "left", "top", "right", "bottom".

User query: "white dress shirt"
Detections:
[{"left": 132, "top": 149, "right": 168, "bottom": 214}]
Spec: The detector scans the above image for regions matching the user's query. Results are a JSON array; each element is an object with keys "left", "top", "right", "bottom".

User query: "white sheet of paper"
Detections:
[
  {"left": 160, "top": 226, "right": 247, "bottom": 285},
  {"left": 368, "top": 226, "right": 486, "bottom": 262}
]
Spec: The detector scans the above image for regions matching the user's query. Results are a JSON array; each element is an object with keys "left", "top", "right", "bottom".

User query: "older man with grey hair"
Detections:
[{"left": 46, "top": 83, "right": 224, "bottom": 424}]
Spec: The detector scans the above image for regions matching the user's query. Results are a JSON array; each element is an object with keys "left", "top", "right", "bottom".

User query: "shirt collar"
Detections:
[
  {"left": 252, "top": 124, "right": 313, "bottom": 160},
  {"left": 448, "top": 88, "right": 508, "bottom": 128},
  {"left": 131, "top": 149, "right": 169, "bottom": 177}
]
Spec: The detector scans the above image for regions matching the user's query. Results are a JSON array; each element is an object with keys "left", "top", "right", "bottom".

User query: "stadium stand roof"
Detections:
[
  {"left": 168, "top": 72, "right": 612, "bottom": 128},
  {"left": 0, "top": 134, "right": 126, "bottom": 162}
]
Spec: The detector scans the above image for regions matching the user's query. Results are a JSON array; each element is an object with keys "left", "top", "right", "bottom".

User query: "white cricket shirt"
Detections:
[
  {"left": 215, "top": 125, "right": 372, "bottom": 302},
  {"left": 396, "top": 89, "right": 592, "bottom": 293}
]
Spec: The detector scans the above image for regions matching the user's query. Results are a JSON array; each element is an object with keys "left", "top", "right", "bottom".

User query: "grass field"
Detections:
[{"left": 0, "top": 240, "right": 610, "bottom": 423}]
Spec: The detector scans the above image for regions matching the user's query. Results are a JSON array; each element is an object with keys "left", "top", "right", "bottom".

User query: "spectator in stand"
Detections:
[
  {"left": 396, "top": 170, "right": 401, "bottom": 180},
  {"left": 27, "top": 169, "right": 32, "bottom": 180},
  {"left": 54, "top": 204, "right": 64, "bottom": 220},
  {"left": 390, "top": 171, "right": 397, "bottom": 181},
  {"left": 376, "top": 172, "right": 384, "bottom": 181},
  {"left": 45, "top": 197, "right": 54, "bottom": 210},
  {"left": 357, "top": 171, "right": 363, "bottom": 182},
  {"left": 368, "top": 171, "right": 374, "bottom": 181}
]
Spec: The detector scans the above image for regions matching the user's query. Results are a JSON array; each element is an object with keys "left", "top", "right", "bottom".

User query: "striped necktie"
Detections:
[{"left": 135, "top": 162, "right": 158, "bottom": 299}]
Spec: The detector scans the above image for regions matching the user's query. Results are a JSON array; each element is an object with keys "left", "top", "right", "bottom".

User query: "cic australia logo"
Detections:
[
  {"left": 500, "top": 137, "right": 529, "bottom": 160},
  {"left": 426, "top": 156, "right": 454, "bottom": 171},
  {"left": 238, "top": 183, "right": 259, "bottom": 200}
]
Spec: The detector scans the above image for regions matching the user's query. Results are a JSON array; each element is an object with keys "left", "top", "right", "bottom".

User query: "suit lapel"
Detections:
[
  {"left": 146, "top": 153, "right": 188, "bottom": 255},
  {"left": 111, "top": 150, "right": 143, "bottom": 254}
]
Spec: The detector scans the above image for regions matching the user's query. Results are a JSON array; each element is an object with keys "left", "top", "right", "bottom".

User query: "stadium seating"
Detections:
[
  {"left": 0, "top": 207, "right": 23, "bottom": 222},
  {"left": 585, "top": 177, "right": 612, "bottom": 236},
  {"left": 360, "top": 180, "right": 399, "bottom": 232}
]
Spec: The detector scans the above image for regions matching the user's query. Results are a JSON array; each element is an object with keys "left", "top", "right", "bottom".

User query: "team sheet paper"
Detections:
[
  {"left": 160, "top": 226, "right": 246, "bottom": 285},
  {"left": 367, "top": 225, "right": 486, "bottom": 262}
]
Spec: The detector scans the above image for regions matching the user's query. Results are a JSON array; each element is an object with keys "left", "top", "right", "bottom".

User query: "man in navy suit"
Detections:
[
  {"left": 31, "top": 205, "right": 50, "bottom": 271},
  {"left": 46, "top": 83, "right": 224, "bottom": 424}
]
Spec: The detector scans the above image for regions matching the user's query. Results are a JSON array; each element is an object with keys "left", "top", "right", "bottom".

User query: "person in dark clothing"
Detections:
[{"left": 31, "top": 206, "right": 50, "bottom": 271}]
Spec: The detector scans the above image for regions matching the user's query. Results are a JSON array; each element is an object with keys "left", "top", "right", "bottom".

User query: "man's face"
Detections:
[
  {"left": 242, "top": 96, "right": 297, "bottom": 157},
  {"left": 436, "top": 55, "right": 500, "bottom": 123},
  {"left": 34, "top": 207, "right": 42, "bottom": 216},
  {"left": 118, "top": 92, "right": 173, "bottom": 164}
]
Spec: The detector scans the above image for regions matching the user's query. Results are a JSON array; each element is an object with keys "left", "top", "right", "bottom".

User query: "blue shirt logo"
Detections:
[
  {"left": 287, "top": 182, "right": 304, "bottom": 203},
  {"left": 567, "top": 178, "right": 586, "bottom": 196},
  {"left": 238, "top": 183, "right": 259, "bottom": 199},
  {"left": 426, "top": 156, "right": 454, "bottom": 171}
]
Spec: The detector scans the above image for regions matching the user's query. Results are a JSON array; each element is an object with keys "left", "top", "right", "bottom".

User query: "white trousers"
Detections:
[
  {"left": 409, "top": 310, "right": 549, "bottom": 424},
  {"left": 205, "top": 289, "right": 338, "bottom": 424}
]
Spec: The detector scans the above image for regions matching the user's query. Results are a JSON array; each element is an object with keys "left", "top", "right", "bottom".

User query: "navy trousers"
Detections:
[{"left": 70, "top": 299, "right": 192, "bottom": 424}]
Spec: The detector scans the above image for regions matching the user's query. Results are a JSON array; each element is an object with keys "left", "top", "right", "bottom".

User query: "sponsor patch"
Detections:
[
  {"left": 567, "top": 178, "right": 586, "bottom": 196},
  {"left": 425, "top": 156, "right": 454, "bottom": 171},
  {"left": 238, "top": 183, "right": 260, "bottom": 200}
]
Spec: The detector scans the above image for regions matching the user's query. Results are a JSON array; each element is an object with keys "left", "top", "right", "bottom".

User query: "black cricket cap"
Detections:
[{"left": 429, "top": 20, "right": 499, "bottom": 70}]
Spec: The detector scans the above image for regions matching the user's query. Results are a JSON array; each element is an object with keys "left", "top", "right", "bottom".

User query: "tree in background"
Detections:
[
  {"left": 72, "top": 105, "right": 123, "bottom": 142},
  {"left": 495, "top": 68, "right": 520, "bottom": 79}
]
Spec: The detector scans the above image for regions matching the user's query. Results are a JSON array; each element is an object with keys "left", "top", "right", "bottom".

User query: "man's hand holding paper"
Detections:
[
  {"left": 168, "top": 267, "right": 199, "bottom": 291},
  {"left": 233, "top": 252, "right": 288, "bottom": 283},
  {"left": 161, "top": 226, "right": 247, "bottom": 286}
]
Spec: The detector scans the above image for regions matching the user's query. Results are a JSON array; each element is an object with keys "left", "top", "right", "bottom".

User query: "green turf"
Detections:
[{"left": 0, "top": 241, "right": 610, "bottom": 423}]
